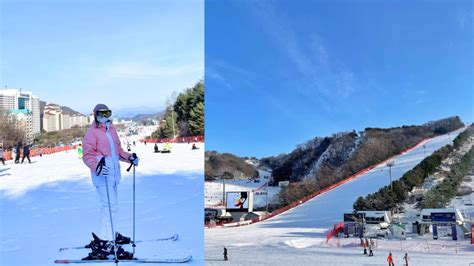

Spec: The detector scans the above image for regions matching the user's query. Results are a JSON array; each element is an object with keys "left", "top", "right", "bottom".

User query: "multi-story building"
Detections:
[
  {"left": 8, "top": 109, "right": 33, "bottom": 144},
  {"left": 71, "top": 115, "right": 90, "bottom": 127},
  {"left": 43, "top": 104, "right": 62, "bottom": 132},
  {"left": 0, "top": 89, "right": 40, "bottom": 143},
  {"left": 43, "top": 103, "right": 90, "bottom": 131}
]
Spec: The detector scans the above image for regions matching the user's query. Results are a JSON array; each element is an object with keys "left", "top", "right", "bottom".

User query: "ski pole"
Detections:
[
  {"left": 132, "top": 164, "right": 136, "bottom": 255},
  {"left": 105, "top": 176, "right": 119, "bottom": 264}
]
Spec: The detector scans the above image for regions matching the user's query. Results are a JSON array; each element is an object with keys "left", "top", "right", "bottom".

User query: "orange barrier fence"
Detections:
[
  {"left": 2, "top": 146, "right": 77, "bottom": 161},
  {"left": 140, "top": 136, "right": 204, "bottom": 143},
  {"left": 206, "top": 136, "right": 433, "bottom": 229}
]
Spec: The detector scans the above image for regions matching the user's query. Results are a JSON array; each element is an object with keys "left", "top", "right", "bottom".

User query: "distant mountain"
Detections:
[
  {"left": 126, "top": 111, "right": 165, "bottom": 124},
  {"left": 113, "top": 106, "right": 164, "bottom": 119},
  {"left": 205, "top": 151, "right": 259, "bottom": 181}
]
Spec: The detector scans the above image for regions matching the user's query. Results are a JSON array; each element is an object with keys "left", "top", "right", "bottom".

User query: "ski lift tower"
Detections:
[{"left": 386, "top": 160, "right": 395, "bottom": 191}]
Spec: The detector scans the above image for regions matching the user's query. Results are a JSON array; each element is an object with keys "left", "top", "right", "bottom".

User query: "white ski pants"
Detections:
[{"left": 96, "top": 184, "right": 118, "bottom": 241}]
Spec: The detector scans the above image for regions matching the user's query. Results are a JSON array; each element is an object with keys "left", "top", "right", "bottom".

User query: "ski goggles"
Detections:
[{"left": 96, "top": 109, "right": 112, "bottom": 118}]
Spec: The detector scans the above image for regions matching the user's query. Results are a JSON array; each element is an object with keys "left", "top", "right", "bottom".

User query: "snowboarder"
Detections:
[
  {"left": 403, "top": 253, "right": 409, "bottom": 266},
  {"left": 0, "top": 145, "right": 5, "bottom": 165},
  {"left": 154, "top": 143, "right": 159, "bottom": 153},
  {"left": 21, "top": 144, "right": 31, "bottom": 164},
  {"left": 82, "top": 104, "right": 139, "bottom": 259},
  {"left": 192, "top": 143, "right": 199, "bottom": 150},
  {"left": 387, "top": 252, "right": 394, "bottom": 266},
  {"left": 161, "top": 142, "right": 171, "bottom": 153},
  {"left": 77, "top": 143, "right": 83, "bottom": 159},
  {"left": 223, "top": 247, "right": 228, "bottom": 261}
]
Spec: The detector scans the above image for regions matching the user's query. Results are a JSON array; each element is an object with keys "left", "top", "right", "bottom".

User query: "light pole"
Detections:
[
  {"left": 386, "top": 160, "right": 395, "bottom": 191},
  {"left": 222, "top": 178, "right": 226, "bottom": 207},
  {"left": 265, "top": 176, "right": 270, "bottom": 214}
]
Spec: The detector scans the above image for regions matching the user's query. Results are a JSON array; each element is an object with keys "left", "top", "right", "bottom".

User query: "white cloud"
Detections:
[{"left": 247, "top": 0, "right": 357, "bottom": 111}]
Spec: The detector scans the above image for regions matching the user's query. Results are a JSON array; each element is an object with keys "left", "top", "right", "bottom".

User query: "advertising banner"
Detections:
[{"left": 226, "top": 191, "right": 249, "bottom": 212}]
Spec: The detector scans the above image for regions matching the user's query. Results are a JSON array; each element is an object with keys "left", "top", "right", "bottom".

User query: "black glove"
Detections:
[
  {"left": 95, "top": 157, "right": 109, "bottom": 176},
  {"left": 129, "top": 153, "right": 139, "bottom": 166}
]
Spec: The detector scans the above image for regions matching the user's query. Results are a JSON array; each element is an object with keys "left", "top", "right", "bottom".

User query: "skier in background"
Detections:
[
  {"left": 154, "top": 143, "right": 159, "bottom": 153},
  {"left": 0, "top": 145, "right": 5, "bottom": 165},
  {"left": 387, "top": 252, "right": 394, "bottom": 266},
  {"left": 77, "top": 143, "right": 83, "bottom": 159},
  {"left": 82, "top": 104, "right": 139, "bottom": 260},
  {"left": 403, "top": 253, "right": 409, "bottom": 266},
  {"left": 363, "top": 239, "right": 367, "bottom": 255},
  {"left": 162, "top": 142, "right": 171, "bottom": 153},
  {"left": 21, "top": 144, "right": 31, "bottom": 164},
  {"left": 223, "top": 247, "right": 228, "bottom": 261},
  {"left": 14, "top": 144, "right": 21, "bottom": 164}
]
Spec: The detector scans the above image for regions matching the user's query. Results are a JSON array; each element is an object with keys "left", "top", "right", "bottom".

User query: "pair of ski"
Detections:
[{"left": 55, "top": 233, "right": 192, "bottom": 264}]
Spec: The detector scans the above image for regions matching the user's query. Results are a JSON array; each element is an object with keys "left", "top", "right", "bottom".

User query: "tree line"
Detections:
[
  {"left": 353, "top": 124, "right": 473, "bottom": 211},
  {"left": 151, "top": 81, "right": 204, "bottom": 139}
]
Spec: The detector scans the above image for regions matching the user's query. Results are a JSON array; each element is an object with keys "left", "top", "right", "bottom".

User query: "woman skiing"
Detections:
[{"left": 82, "top": 104, "right": 139, "bottom": 260}]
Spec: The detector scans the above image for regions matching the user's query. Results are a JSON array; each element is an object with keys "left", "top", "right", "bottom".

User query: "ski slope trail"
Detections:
[
  {"left": 0, "top": 142, "right": 204, "bottom": 266},
  {"left": 205, "top": 129, "right": 474, "bottom": 265}
]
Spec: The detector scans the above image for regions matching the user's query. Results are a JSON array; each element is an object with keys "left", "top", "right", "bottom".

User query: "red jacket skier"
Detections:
[{"left": 387, "top": 252, "right": 394, "bottom": 266}]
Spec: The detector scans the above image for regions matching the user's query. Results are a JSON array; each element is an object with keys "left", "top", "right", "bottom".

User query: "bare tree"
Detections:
[{"left": 0, "top": 109, "right": 25, "bottom": 148}]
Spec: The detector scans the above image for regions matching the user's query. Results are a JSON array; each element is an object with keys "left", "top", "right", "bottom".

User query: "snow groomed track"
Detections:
[{"left": 205, "top": 129, "right": 474, "bottom": 265}]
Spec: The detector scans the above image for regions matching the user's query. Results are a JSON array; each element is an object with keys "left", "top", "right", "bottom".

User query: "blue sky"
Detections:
[
  {"left": 1, "top": 0, "right": 203, "bottom": 115},
  {"left": 205, "top": 0, "right": 473, "bottom": 158}
]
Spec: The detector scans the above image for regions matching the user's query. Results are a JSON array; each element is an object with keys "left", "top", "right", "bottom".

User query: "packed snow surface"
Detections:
[
  {"left": 0, "top": 140, "right": 204, "bottom": 266},
  {"left": 205, "top": 129, "right": 474, "bottom": 265}
]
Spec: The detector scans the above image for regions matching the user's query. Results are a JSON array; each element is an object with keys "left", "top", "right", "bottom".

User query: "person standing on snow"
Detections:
[
  {"left": 223, "top": 247, "right": 228, "bottom": 261},
  {"left": 21, "top": 144, "right": 31, "bottom": 164},
  {"left": 77, "top": 143, "right": 83, "bottom": 159},
  {"left": 82, "top": 104, "right": 139, "bottom": 259},
  {"left": 403, "top": 253, "right": 409, "bottom": 266},
  {"left": 14, "top": 144, "right": 21, "bottom": 164},
  {"left": 0, "top": 145, "right": 5, "bottom": 165},
  {"left": 387, "top": 252, "right": 394, "bottom": 266}
]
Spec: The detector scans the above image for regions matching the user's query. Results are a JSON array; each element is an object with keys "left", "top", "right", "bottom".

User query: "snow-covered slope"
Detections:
[
  {"left": 0, "top": 141, "right": 204, "bottom": 266},
  {"left": 205, "top": 129, "right": 474, "bottom": 265}
]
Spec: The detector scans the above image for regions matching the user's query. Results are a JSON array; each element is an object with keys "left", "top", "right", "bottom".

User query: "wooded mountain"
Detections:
[
  {"left": 205, "top": 151, "right": 259, "bottom": 181},
  {"left": 261, "top": 116, "right": 464, "bottom": 188}
]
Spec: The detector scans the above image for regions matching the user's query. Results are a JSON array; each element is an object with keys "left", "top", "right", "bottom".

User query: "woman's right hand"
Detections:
[
  {"left": 99, "top": 165, "right": 109, "bottom": 177},
  {"left": 95, "top": 157, "right": 109, "bottom": 177}
]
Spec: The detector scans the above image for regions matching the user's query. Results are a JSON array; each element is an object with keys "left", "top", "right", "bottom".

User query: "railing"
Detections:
[
  {"left": 2, "top": 145, "right": 77, "bottom": 161},
  {"left": 140, "top": 135, "right": 204, "bottom": 143}
]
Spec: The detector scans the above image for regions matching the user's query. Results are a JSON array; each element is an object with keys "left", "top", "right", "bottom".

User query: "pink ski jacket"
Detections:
[{"left": 82, "top": 122, "right": 131, "bottom": 186}]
